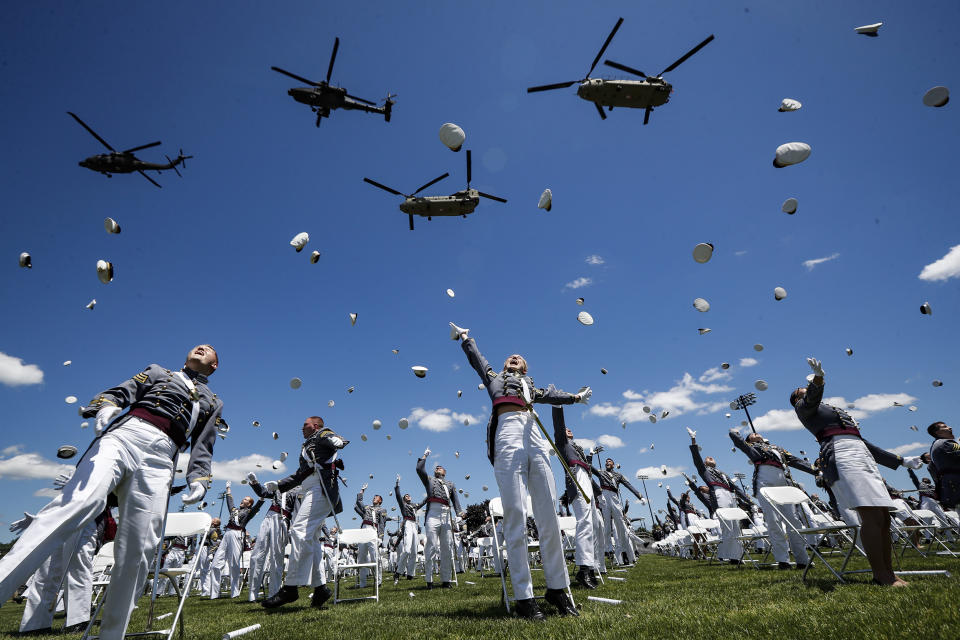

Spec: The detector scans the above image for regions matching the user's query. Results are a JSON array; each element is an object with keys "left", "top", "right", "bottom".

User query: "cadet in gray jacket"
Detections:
[
  {"left": 927, "top": 422, "right": 960, "bottom": 510},
  {"left": 355, "top": 484, "right": 388, "bottom": 588},
  {"left": 591, "top": 455, "right": 643, "bottom": 565},
  {"left": 417, "top": 451, "right": 462, "bottom": 589},
  {"left": 0, "top": 345, "right": 221, "bottom": 640},
  {"left": 393, "top": 476, "right": 426, "bottom": 583}
]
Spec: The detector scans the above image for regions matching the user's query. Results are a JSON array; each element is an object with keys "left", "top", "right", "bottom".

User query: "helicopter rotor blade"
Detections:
[
  {"left": 412, "top": 172, "right": 450, "bottom": 196},
  {"left": 526, "top": 80, "right": 579, "bottom": 93},
  {"left": 466, "top": 150, "right": 471, "bottom": 188},
  {"left": 658, "top": 34, "right": 715, "bottom": 76},
  {"left": 594, "top": 102, "right": 607, "bottom": 120},
  {"left": 326, "top": 37, "right": 339, "bottom": 84},
  {"left": 363, "top": 177, "right": 406, "bottom": 197},
  {"left": 271, "top": 66, "right": 320, "bottom": 86},
  {"left": 346, "top": 93, "right": 377, "bottom": 106},
  {"left": 603, "top": 60, "right": 647, "bottom": 78},
  {"left": 587, "top": 17, "right": 624, "bottom": 78},
  {"left": 123, "top": 141, "right": 162, "bottom": 154},
  {"left": 408, "top": 214, "right": 414, "bottom": 231},
  {"left": 643, "top": 106, "right": 652, "bottom": 125},
  {"left": 67, "top": 112, "right": 115, "bottom": 151},
  {"left": 137, "top": 170, "right": 162, "bottom": 188},
  {"left": 477, "top": 191, "right": 507, "bottom": 203},
  {"left": 165, "top": 155, "right": 182, "bottom": 177}
]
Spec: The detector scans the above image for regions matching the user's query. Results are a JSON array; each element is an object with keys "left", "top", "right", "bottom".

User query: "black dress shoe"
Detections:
[
  {"left": 311, "top": 585, "right": 332, "bottom": 608},
  {"left": 795, "top": 562, "right": 812, "bottom": 570},
  {"left": 777, "top": 562, "right": 793, "bottom": 570},
  {"left": 728, "top": 559, "right": 744, "bottom": 565},
  {"left": 544, "top": 588, "right": 580, "bottom": 617},
  {"left": 262, "top": 585, "right": 299, "bottom": 608},
  {"left": 441, "top": 581, "right": 453, "bottom": 589},
  {"left": 575, "top": 566, "right": 597, "bottom": 589},
  {"left": 621, "top": 552, "right": 629, "bottom": 565},
  {"left": 425, "top": 582, "right": 434, "bottom": 590},
  {"left": 393, "top": 573, "right": 400, "bottom": 585},
  {"left": 514, "top": 598, "right": 545, "bottom": 621}
]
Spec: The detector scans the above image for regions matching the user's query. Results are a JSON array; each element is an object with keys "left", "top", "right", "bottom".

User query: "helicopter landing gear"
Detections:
[{"left": 427, "top": 216, "right": 432, "bottom": 221}]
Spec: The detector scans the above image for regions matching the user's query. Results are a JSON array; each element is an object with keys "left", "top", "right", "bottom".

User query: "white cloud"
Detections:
[
  {"left": 596, "top": 435, "right": 625, "bottom": 449},
  {"left": 585, "top": 255, "right": 605, "bottom": 265},
  {"left": 635, "top": 465, "right": 686, "bottom": 480},
  {"left": 33, "top": 488, "right": 60, "bottom": 498},
  {"left": 803, "top": 253, "right": 840, "bottom": 270},
  {"left": 918, "top": 244, "right": 960, "bottom": 282},
  {"left": 620, "top": 373, "right": 733, "bottom": 423},
  {"left": 734, "top": 250, "right": 748, "bottom": 256},
  {"left": 574, "top": 438, "right": 596, "bottom": 453},
  {"left": 2, "top": 445, "right": 23, "bottom": 456},
  {"left": 852, "top": 393, "right": 917, "bottom": 413},
  {"left": 211, "top": 454, "right": 287, "bottom": 484},
  {"left": 637, "top": 447, "right": 648, "bottom": 454},
  {"left": 588, "top": 403, "right": 621, "bottom": 418},
  {"left": 408, "top": 408, "right": 482, "bottom": 432},
  {"left": 0, "top": 453, "right": 74, "bottom": 480},
  {"left": 889, "top": 441, "right": 928, "bottom": 456},
  {"left": 0, "top": 352, "right": 44, "bottom": 387},
  {"left": 699, "top": 367, "right": 730, "bottom": 383},
  {"left": 564, "top": 277, "right": 592, "bottom": 290},
  {"left": 753, "top": 409, "right": 805, "bottom": 432},
  {"left": 739, "top": 358, "right": 759, "bottom": 368}
]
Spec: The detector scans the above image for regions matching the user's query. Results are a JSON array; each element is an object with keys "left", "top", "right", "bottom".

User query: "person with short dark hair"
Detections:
[{"left": 927, "top": 422, "right": 960, "bottom": 510}]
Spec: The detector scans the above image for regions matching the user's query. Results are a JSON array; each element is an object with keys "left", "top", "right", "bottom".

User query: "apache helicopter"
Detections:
[
  {"left": 363, "top": 150, "right": 506, "bottom": 230},
  {"left": 271, "top": 37, "right": 394, "bottom": 127},
  {"left": 67, "top": 112, "right": 191, "bottom": 188},
  {"left": 527, "top": 17, "right": 715, "bottom": 125}
]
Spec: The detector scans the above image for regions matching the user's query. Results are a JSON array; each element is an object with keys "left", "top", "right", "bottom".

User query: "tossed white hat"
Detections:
[
  {"left": 725, "top": 413, "right": 731, "bottom": 418},
  {"left": 104, "top": 217, "right": 121, "bottom": 234},
  {"left": 755, "top": 380, "right": 768, "bottom": 391},
  {"left": 577, "top": 311, "right": 594, "bottom": 325},
  {"left": 721, "top": 362, "right": 730, "bottom": 369},
  {"left": 855, "top": 22, "right": 882, "bottom": 36},
  {"left": 909, "top": 405, "right": 917, "bottom": 412},
  {"left": 57, "top": 445, "right": 78, "bottom": 459},
  {"left": 782, "top": 198, "right": 798, "bottom": 214},
  {"left": 457, "top": 390, "right": 462, "bottom": 397},
  {"left": 399, "top": 418, "right": 409, "bottom": 429},
  {"left": 65, "top": 395, "right": 78, "bottom": 404},
  {"left": 923, "top": 86, "right": 950, "bottom": 108},
  {"left": 933, "top": 380, "right": 943, "bottom": 387},
  {"left": 392, "top": 349, "right": 399, "bottom": 354},
  {"left": 96, "top": 260, "right": 114, "bottom": 284},
  {"left": 478, "top": 383, "right": 485, "bottom": 390},
  {"left": 660, "top": 465, "right": 667, "bottom": 475},
  {"left": 538, "top": 189, "right": 552, "bottom": 211},
  {"left": 774, "top": 287, "right": 787, "bottom": 301},
  {"left": 698, "top": 328, "right": 711, "bottom": 335},
  {"left": 328, "top": 400, "right": 335, "bottom": 407},
  {"left": 361, "top": 434, "right": 368, "bottom": 441},
  {"left": 347, "top": 386, "right": 355, "bottom": 394},
  {"left": 372, "top": 419, "right": 382, "bottom": 430},
  {"left": 80, "top": 421, "right": 89, "bottom": 428},
  {"left": 463, "top": 418, "right": 469, "bottom": 425},
  {"left": 601, "top": 368, "right": 608, "bottom": 374},
  {"left": 310, "top": 250, "right": 321, "bottom": 264},
  {"left": 272, "top": 432, "right": 279, "bottom": 440},
  {"left": 920, "top": 302, "right": 932, "bottom": 315},
  {"left": 450, "top": 322, "right": 468, "bottom": 340},
  {"left": 693, "top": 298, "right": 710, "bottom": 312},
  {"left": 464, "top": 474, "right": 470, "bottom": 480},
  {"left": 19, "top": 252, "right": 31, "bottom": 268},
  {"left": 482, "top": 485, "right": 488, "bottom": 491},
  {"left": 272, "top": 461, "right": 280, "bottom": 469},
  {"left": 649, "top": 415, "right": 657, "bottom": 423},
  {"left": 280, "top": 451, "right": 288, "bottom": 462},
  {"left": 290, "top": 377, "right": 302, "bottom": 389},
  {"left": 349, "top": 312, "right": 358, "bottom": 326},
  {"left": 439, "top": 123, "right": 465, "bottom": 152},
  {"left": 910, "top": 425, "right": 919, "bottom": 431},
  {"left": 753, "top": 344, "right": 764, "bottom": 352},
  {"left": 386, "top": 434, "right": 392, "bottom": 440},
  {"left": 290, "top": 232, "right": 309, "bottom": 252},
  {"left": 845, "top": 348, "right": 853, "bottom": 356},
  {"left": 455, "top": 451, "right": 460, "bottom": 458},
  {"left": 576, "top": 297, "right": 584, "bottom": 306},
  {"left": 86, "top": 299, "right": 96, "bottom": 310},
  {"left": 63, "top": 360, "right": 71, "bottom": 366},
  {"left": 253, "top": 420, "right": 261, "bottom": 427},
  {"left": 446, "top": 288, "right": 455, "bottom": 298},
  {"left": 773, "top": 142, "right": 811, "bottom": 168},
  {"left": 661, "top": 410, "right": 669, "bottom": 419},
  {"left": 778, "top": 98, "right": 802, "bottom": 112},
  {"left": 412, "top": 366, "right": 428, "bottom": 378},
  {"left": 643, "top": 406, "right": 651, "bottom": 413},
  {"left": 692, "top": 243, "right": 714, "bottom": 264}
]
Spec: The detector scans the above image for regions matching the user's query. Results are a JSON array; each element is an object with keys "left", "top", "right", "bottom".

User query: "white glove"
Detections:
[
  {"left": 264, "top": 481, "right": 279, "bottom": 494},
  {"left": 686, "top": 427, "right": 697, "bottom": 439},
  {"left": 95, "top": 405, "right": 121, "bottom": 436},
  {"left": 903, "top": 456, "right": 923, "bottom": 470},
  {"left": 576, "top": 387, "right": 593, "bottom": 404},
  {"left": 806, "top": 357, "right": 825, "bottom": 378},
  {"left": 53, "top": 470, "right": 74, "bottom": 490},
  {"left": 247, "top": 472, "right": 258, "bottom": 484},
  {"left": 225, "top": 481, "right": 232, "bottom": 490},
  {"left": 449, "top": 322, "right": 469, "bottom": 341},
  {"left": 396, "top": 474, "right": 401, "bottom": 484},
  {"left": 182, "top": 482, "right": 206, "bottom": 505},
  {"left": 423, "top": 448, "right": 431, "bottom": 458},
  {"left": 361, "top": 483, "right": 368, "bottom": 491},
  {"left": 9, "top": 512, "right": 36, "bottom": 534}
]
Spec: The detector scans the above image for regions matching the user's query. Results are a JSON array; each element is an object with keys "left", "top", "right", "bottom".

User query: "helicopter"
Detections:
[
  {"left": 271, "top": 37, "right": 394, "bottom": 127},
  {"left": 363, "top": 150, "right": 506, "bottom": 230},
  {"left": 67, "top": 112, "right": 191, "bottom": 188},
  {"left": 527, "top": 17, "right": 715, "bottom": 125}
]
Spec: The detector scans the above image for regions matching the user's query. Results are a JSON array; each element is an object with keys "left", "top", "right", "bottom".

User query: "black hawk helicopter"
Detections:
[
  {"left": 68, "top": 112, "right": 191, "bottom": 188},
  {"left": 527, "top": 17, "right": 714, "bottom": 125},
  {"left": 271, "top": 37, "right": 394, "bottom": 127},
  {"left": 363, "top": 150, "right": 506, "bottom": 230}
]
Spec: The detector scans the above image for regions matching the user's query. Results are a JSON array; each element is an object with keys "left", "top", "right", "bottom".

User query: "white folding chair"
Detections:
[
  {"left": 333, "top": 528, "right": 380, "bottom": 604},
  {"left": 714, "top": 507, "right": 765, "bottom": 567},
  {"left": 89, "top": 542, "right": 116, "bottom": 606}
]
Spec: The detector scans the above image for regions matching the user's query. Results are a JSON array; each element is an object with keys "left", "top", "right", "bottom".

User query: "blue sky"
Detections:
[{"left": 1, "top": 1, "right": 958, "bottom": 538}]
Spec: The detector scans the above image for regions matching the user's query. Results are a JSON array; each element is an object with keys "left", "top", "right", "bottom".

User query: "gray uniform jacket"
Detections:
[
  {"left": 552, "top": 407, "right": 592, "bottom": 503},
  {"left": 461, "top": 337, "right": 580, "bottom": 463},
  {"left": 416, "top": 456, "right": 461, "bottom": 516},
  {"left": 355, "top": 491, "right": 389, "bottom": 537},
  {"left": 250, "top": 479, "right": 297, "bottom": 520},
  {"left": 688, "top": 444, "right": 751, "bottom": 512},
  {"left": 930, "top": 438, "right": 960, "bottom": 507},
  {"left": 276, "top": 427, "right": 347, "bottom": 514},
  {"left": 793, "top": 380, "right": 903, "bottom": 486},
  {"left": 226, "top": 492, "right": 264, "bottom": 530},
  {"left": 395, "top": 483, "right": 427, "bottom": 522},
  {"left": 591, "top": 466, "right": 642, "bottom": 500},
  {"left": 729, "top": 431, "right": 815, "bottom": 495},
  {"left": 82, "top": 364, "right": 223, "bottom": 484}
]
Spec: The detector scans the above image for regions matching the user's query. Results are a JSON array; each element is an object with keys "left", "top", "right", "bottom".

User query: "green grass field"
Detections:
[{"left": 2, "top": 552, "right": 958, "bottom": 640}]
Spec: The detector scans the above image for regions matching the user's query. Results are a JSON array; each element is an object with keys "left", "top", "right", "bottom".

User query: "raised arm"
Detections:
[
  {"left": 729, "top": 429, "right": 762, "bottom": 463},
  {"left": 248, "top": 477, "right": 272, "bottom": 499},
  {"left": 531, "top": 382, "right": 580, "bottom": 406},
  {"left": 277, "top": 456, "right": 313, "bottom": 493},
  {"left": 783, "top": 450, "right": 816, "bottom": 475},
  {"left": 618, "top": 475, "right": 643, "bottom": 500},
  {"left": 863, "top": 438, "right": 904, "bottom": 471},
  {"left": 460, "top": 337, "right": 496, "bottom": 383},
  {"left": 243, "top": 499, "right": 265, "bottom": 525},
  {"left": 552, "top": 406, "right": 568, "bottom": 447},
  {"left": 907, "top": 468, "right": 921, "bottom": 491},
  {"left": 688, "top": 442, "right": 707, "bottom": 479},
  {"left": 225, "top": 487, "right": 235, "bottom": 513},
  {"left": 355, "top": 490, "right": 366, "bottom": 518},
  {"left": 416, "top": 455, "right": 430, "bottom": 491}
]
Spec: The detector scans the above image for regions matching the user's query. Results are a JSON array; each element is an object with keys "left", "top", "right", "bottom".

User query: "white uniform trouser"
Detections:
[
  {"left": 493, "top": 411, "right": 569, "bottom": 600},
  {"left": 19, "top": 518, "right": 99, "bottom": 632},
  {"left": 453, "top": 534, "right": 464, "bottom": 572},
  {"left": 286, "top": 476, "right": 334, "bottom": 587},
  {"left": 357, "top": 525, "right": 377, "bottom": 587},
  {"left": 247, "top": 511, "right": 286, "bottom": 600},
  {"left": 197, "top": 549, "right": 212, "bottom": 596},
  {"left": 570, "top": 467, "right": 596, "bottom": 568},
  {"left": 397, "top": 519, "right": 418, "bottom": 576},
  {"left": 0, "top": 419, "right": 176, "bottom": 640},
  {"left": 591, "top": 503, "right": 607, "bottom": 572},
  {"left": 423, "top": 506, "right": 452, "bottom": 583},
  {"left": 713, "top": 488, "right": 744, "bottom": 560},
  {"left": 601, "top": 489, "right": 634, "bottom": 563},
  {"left": 756, "top": 472, "right": 807, "bottom": 563},
  {"left": 158, "top": 547, "right": 185, "bottom": 595},
  {"left": 208, "top": 528, "right": 243, "bottom": 598}
]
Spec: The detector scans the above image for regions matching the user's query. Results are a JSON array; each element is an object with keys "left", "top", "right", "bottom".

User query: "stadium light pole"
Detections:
[
  {"left": 731, "top": 393, "right": 758, "bottom": 433},
  {"left": 637, "top": 474, "right": 656, "bottom": 525},
  {"left": 733, "top": 472, "right": 748, "bottom": 494}
]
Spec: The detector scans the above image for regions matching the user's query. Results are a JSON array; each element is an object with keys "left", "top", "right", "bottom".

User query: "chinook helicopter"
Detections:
[
  {"left": 68, "top": 112, "right": 191, "bottom": 188},
  {"left": 363, "top": 150, "right": 506, "bottom": 230},
  {"left": 527, "top": 17, "right": 714, "bottom": 125},
  {"left": 271, "top": 37, "right": 394, "bottom": 127}
]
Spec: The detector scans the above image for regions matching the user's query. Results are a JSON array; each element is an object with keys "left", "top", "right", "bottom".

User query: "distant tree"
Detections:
[{"left": 464, "top": 500, "right": 489, "bottom": 532}]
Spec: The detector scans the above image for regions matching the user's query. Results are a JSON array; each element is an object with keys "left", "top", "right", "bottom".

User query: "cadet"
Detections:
[
  {"left": 591, "top": 454, "right": 643, "bottom": 566},
  {"left": 0, "top": 345, "right": 221, "bottom": 640},
  {"left": 246, "top": 472, "right": 296, "bottom": 601},
  {"left": 209, "top": 483, "right": 263, "bottom": 599},
  {"left": 416, "top": 451, "right": 462, "bottom": 589},
  {"left": 551, "top": 406, "right": 597, "bottom": 589},
  {"left": 393, "top": 475, "right": 426, "bottom": 583},
  {"left": 927, "top": 422, "right": 960, "bottom": 509},
  {"left": 354, "top": 484, "right": 388, "bottom": 588}
]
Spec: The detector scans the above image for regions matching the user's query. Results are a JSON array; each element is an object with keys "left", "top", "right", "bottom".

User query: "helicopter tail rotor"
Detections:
[
  {"left": 383, "top": 93, "right": 396, "bottom": 122},
  {"left": 165, "top": 155, "right": 183, "bottom": 177}
]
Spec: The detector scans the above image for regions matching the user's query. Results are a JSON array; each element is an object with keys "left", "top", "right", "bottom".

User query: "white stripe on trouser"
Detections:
[
  {"left": 756, "top": 484, "right": 807, "bottom": 563},
  {"left": 493, "top": 411, "right": 569, "bottom": 600},
  {"left": 158, "top": 548, "right": 185, "bottom": 595},
  {"left": 208, "top": 529, "right": 243, "bottom": 598},
  {"left": 714, "top": 489, "right": 744, "bottom": 560},
  {"left": 247, "top": 512, "right": 287, "bottom": 600},
  {"left": 423, "top": 508, "right": 452, "bottom": 583},
  {"left": 397, "top": 520, "right": 418, "bottom": 576},
  {"left": 570, "top": 468, "right": 596, "bottom": 568},
  {"left": 357, "top": 525, "right": 377, "bottom": 587},
  {"left": 285, "top": 478, "right": 333, "bottom": 587},
  {"left": 0, "top": 419, "right": 176, "bottom": 640},
  {"left": 601, "top": 490, "right": 634, "bottom": 563}
]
